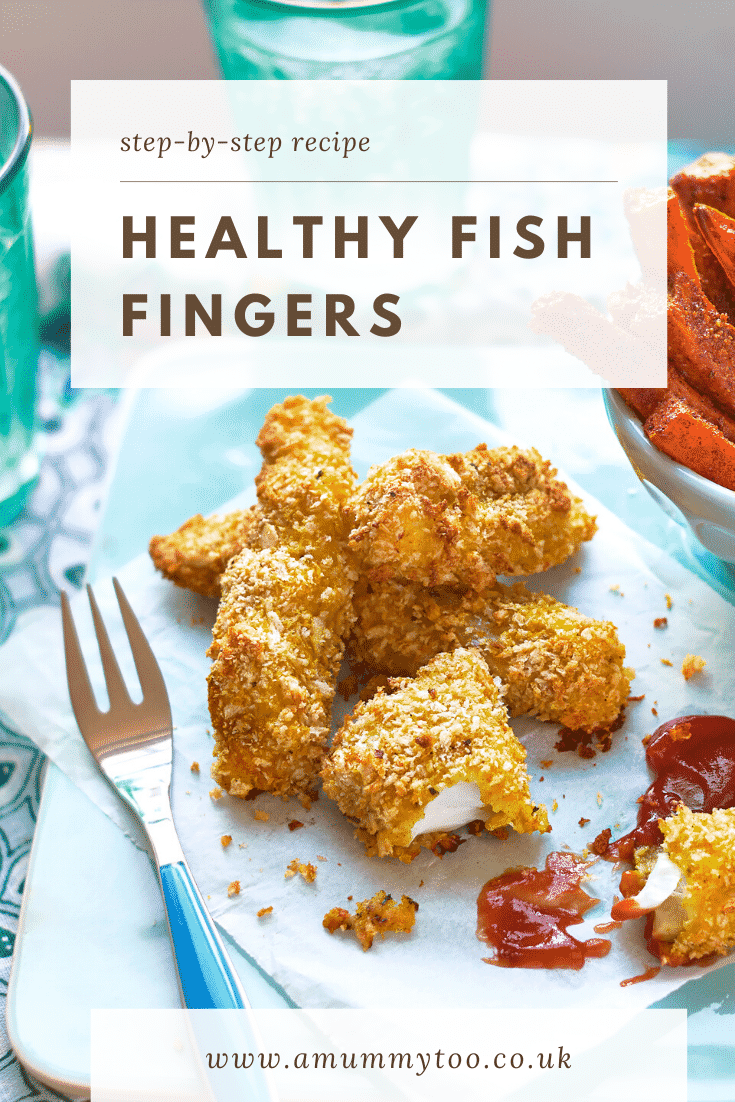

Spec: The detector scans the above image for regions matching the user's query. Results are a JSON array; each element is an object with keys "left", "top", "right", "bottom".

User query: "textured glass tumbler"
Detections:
[
  {"left": 202, "top": 0, "right": 488, "bottom": 79},
  {"left": 0, "top": 66, "right": 38, "bottom": 527}
]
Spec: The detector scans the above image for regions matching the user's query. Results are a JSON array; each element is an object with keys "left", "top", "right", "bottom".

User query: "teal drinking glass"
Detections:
[
  {"left": 202, "top": 0, "right": 488, "bottom": 80},
  {"left": 0, "top": 65, "right": 38, "bottom": 527}
]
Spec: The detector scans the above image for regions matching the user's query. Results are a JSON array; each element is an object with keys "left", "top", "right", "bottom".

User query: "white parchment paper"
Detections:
[{"left": 2, "top": 388, "right": 734, "bottom": 1010}]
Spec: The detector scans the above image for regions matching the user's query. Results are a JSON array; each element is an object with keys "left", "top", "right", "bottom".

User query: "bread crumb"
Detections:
[
  {"left": 190, "top": 761, "right": 200, "bottom": 773},
  {"left": 651, "top": 707, "right": 658, "bottom": 717},
  {"left": 597, "top": 792, "right": 603, "bottom": 807},
  {"left": 285, "top": 859, "right": 317, "bottom": 883},
  {"left": 210, "top": 787, "right": 223, "bottom": 800},
  {"left": 653, "top": 617, "right": 668, "bottom": 629},
  {"left": 317, "top": 855, "right": 327, "bottom": 862},
  {"left": 660, "top": 659, "right": 673, "bottom": 667},
  {"left": 221, "top": 834, "right": 232, "bottom": 848},
  {"left": 609, "top": 584, "right": 623, "bottom": 595},
  {"left": 227, "top": 880, "right": 240, "bottom": 897},
  {"left": 323, "top": 890, "right": 418, "bottom": 950},
  {"left": 288, "top": 820, "right": 304, "bottom": 831},
  {"left": 627, "top": 694, "right": 645, "bottom": 702},
  {"left": 665, "top": 593, "right": 673, "bottom": 610},
  {"left": 552, "top": 799, "right": 559, "bottom": 812},
  {"left": 540, "top": 759, "right": 553, "bottom": 768},
  {"left": 682, "top": 654, "right": 706, "bottom": 680},
  {"left": 578, "top": 817, "right": 590, "bottom": 827},
  {"left": 254, "top": 810, "right": 270, "bottom": 822},
  {"left": 257, "top": 906, "right": 273, "bottom": 918}
]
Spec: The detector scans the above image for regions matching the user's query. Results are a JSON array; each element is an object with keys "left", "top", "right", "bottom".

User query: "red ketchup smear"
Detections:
[
  {"left": 620, "top": 965, "right": 661, "bottom": 987},
  {"left": 607, "top": 714, "right": 735, "bottom": 968},
  {"left": 608, "top": 714, "right": 735, "bottom": 863},
  {"left": 477, "top": 852, "right": 611, "bottom": 969}
]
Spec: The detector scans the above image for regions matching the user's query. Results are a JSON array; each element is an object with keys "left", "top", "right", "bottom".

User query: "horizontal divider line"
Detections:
[{"left": 118, "top": 179, "right": 620, "bottom": 184}]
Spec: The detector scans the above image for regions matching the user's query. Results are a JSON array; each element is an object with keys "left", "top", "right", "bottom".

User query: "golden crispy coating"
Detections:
[
  {"left": 149, "top": 507, "right": 259, "bottom": 598},
  {"left": 349, "top": 577, "right": 632, "bottom": 733},
  {"left": 149, "top": 395, "right": 357, "bottom": 597},
  {"left": 636, "top": 806, "right": 735, "bottom": 965},
  {"left": 322, "top": 648, "right": 549, "bottom": 860},
  {"left": 208, "top": 397, "right": 358, "bottom": 805},
  {"left": 253, "top": 394, "right": 357, "bottom": 553},
  {"left": 349, "top": 445, "right": 596, "bottom": 590},
  {"left": 323, "top": 891, "right": 418, "bottom": 950},
  {"left": 209, "top": 546, "right": 355, "bottom": 804}
]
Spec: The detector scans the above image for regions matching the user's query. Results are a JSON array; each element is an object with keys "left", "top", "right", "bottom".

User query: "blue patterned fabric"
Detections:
[{"left": 0, "top": 363, "right": 116, "bottom": 1100}]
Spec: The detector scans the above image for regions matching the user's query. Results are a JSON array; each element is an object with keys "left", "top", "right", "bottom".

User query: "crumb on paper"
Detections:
[
  {"left": 317, "top": 855, "right": 327, "bottom": 862},
  {"left": 590, "top": 827, "right": 612, "bottom": 856},
  {"left": 221, "top": 834, "right": 232, "bottom": 848},
  {"left": 190, "top": 761, "right": 200, "bottom": 773},
  {"left": 579, "top": 817, "right": 590, "bottom": 827},
  {"left": 665, "top": 594, "right": 673, "bottom": 610},
  {"left": 651, "top": 708, "right": 658, "bottom": 717},
  {"left": 682, "top": 654, "right": 706, "bottom": 680},
  {"left": 257, "top": 906, "right": 273, "bottom": 918},
  {"left": 609, "top": 584, "right": 623, "bottom": 595},
  {"left": 228, "top": 880, "right": 241, "bottom": 897},
  {"left": 338, "top": 672, "right": 359, "bottom": 700},
  {"left": 323, "top": 890, "right": 418, "bottom": 951},
  {"left": 254, "top": 810, "right": 270, "bottom": 822},
  {"left": 627, "top": 694, "right": 645, "bottom": 702},
  {"left": 288, "top": 820, "right": 305, "bottom": 831},
  {"left": 597, "top": 792, "right": 603, "bottom": 807},
  {"left": 653, "top": 617, "right": 668, "bottom": 629},
  {"left": 575, "top": 567, "right": 582, "bottom": 574},
  {"left": 210, "top": 787, "right": 223, "bottom": 800},
  {"left": 419, "top": 880, "right": 424, "bottom": 888},
  {"left": 285, "top": 859, "right": 317, "bottom": 883},
  {"left": 661, "top": 659, "right": 673, "bottom": 667},
  {"left": 552, "top": 800, "right": 559, "bottom": 813},
  {"left": 540, "top": 759, "right": 553, "bottom": 768}
]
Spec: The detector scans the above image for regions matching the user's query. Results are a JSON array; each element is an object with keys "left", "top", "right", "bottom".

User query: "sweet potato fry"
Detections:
[
  {"left": 644, "top": 397, "right": 735, "bottom": 492},
  {"left": 667, "top": 364, "right": 735, "bottom": 445},
  {"left": 667, "top": 189, "right": 698, "bottom": 284},
  {"left": 694, "top": 203, "right": 735, "bottom": 294},
  {"left": 616, "top": 388, "right": 667, "bottom": 420},
  {"left": 668, "top": 272, "right": 735, "bottom": 418},
  {"left": 670, "top": 153, "right": 735, "bottom": 318},
  {"left": 670, "top": 152, "right": 735, "bottom": 224}
]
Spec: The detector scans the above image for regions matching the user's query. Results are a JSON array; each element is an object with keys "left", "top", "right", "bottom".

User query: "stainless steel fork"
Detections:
[{"left": 61, "top": 577, "right": 248, "bottom": 1010}]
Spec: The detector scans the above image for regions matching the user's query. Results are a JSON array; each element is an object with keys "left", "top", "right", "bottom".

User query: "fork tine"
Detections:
[
  {"left": 112, "top": 577, "right": 171, "bottom": 715},
  {"left": 61, "top": 591, "right": 101, "bottom": 734},
  {"left": 87, "top": 584, "right": 133, "bottom": 712}
]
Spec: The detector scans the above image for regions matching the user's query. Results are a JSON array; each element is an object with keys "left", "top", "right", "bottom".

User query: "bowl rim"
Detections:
[{"left": 603, "top": 386, "right": 735, "bottom": 508}]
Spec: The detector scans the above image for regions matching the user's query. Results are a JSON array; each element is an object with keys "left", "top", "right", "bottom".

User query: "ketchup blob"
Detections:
[
  {"left": 477, "top": 852, "right": 611, "bottom": 969},
  {"left": 609, "top": 714, "right": 735, "bottom": 863}
]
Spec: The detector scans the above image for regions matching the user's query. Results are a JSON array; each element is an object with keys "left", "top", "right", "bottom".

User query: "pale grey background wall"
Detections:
[{"left": 1, "top": 0, "right": 734, "bottom": 139}]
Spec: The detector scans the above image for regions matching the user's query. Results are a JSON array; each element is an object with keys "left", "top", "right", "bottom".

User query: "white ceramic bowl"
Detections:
[{"left": 603, "top": 388, "right": 735, "bottom": 564}]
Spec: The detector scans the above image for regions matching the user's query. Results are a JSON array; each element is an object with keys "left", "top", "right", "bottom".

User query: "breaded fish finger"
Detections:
[
  {"left": 322, "top": 648, "right": 549, "bottom": 861},
  {"left": 208, "top": 396, "right": 358, "bottom": 804},
  {"left": 612, "top": 805, "right": 735, "bottom": 965},
  {"left": 149, "top": 507, "right": 259, "bottom": 598},
  {"left": 349, "top": 577, "right": 632, "bottom": 733},
  {"left": 253, "top": 394, "right": 357, "bottom": 552},
  {"left": 208, "top": 545, "right": 355, "bottom": 804},
  {"left": 349, "top": 445, "right": 596, "bottom": 590}
]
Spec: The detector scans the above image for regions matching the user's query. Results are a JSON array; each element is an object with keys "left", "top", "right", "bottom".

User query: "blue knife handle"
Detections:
[{"left": 159, "top": 859, "right": 245, "bottom": 1009}]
